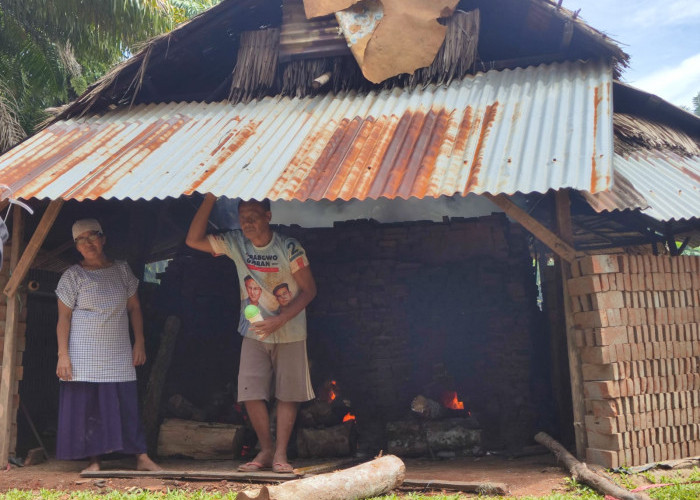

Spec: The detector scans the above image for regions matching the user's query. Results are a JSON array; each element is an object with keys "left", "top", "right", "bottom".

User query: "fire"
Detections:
[
  {"left": 328, "top": 380, "right": 338, "bottom": 401},
  {"left": 342, "top": 412, "right": 356, "bottom": 422},
  {"left": 442, "top": 391, "right": 465, "bottom": 410}
]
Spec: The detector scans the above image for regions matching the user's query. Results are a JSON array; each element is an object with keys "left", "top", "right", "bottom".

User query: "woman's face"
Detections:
[{"left": 75, "top": 230, "right": 106, "bottom": 260}]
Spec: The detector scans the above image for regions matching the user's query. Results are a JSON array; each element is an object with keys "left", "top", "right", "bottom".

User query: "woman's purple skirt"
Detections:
[{"left": 56, "top": 381, "right": 147, "bottom": 460}]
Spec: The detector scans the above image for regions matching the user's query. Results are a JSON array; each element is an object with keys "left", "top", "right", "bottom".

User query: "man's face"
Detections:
[
  {"left": 238, "top": 202, "right": 271, "bottom": 243},
  {"left": 245, "top": 279, "right": 262, "bottom": 304},
  {"left": 274, "top": 286, "right": 292, "bottom": 307}
]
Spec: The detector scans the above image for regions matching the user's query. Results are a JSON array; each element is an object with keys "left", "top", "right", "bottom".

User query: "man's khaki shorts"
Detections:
[{"left": 238, "top": 337, "right": 315, "bottom": 402}]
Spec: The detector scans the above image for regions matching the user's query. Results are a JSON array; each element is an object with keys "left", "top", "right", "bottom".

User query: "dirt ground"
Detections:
[{"left": 0, "top": 454, "right": 574, "bottom": 497}]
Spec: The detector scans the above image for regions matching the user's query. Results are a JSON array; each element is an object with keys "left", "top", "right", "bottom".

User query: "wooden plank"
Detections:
[
  {"left": 485, "top": 193, "right": 576, "bottom": 263},
  {"left": 555, "top": 189, "right": 587, "bottom": 459},
  {"left": 293, "top": 458, "right": 359, "bottom": 476},
  {"left": 0, "top": 208, "right": 25, "bottom": 467},
  {"left": 3, "top": 199, "right": 63, "bottom": 298},
  {"left": 401, "top": 478, "right": 509, "bottom": 495},
  {"left": 80, "top": 469, "right": 298, "bottom": 482}
]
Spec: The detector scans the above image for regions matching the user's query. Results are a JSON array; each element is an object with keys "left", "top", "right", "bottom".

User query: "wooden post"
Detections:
[
  {"left": 0, "top": 207, "right": 25, "bottom": 467},
  {"left": 142, "top": 315, "right": 181, "bottom": 454},
  {"left": 554, "top": 189, "right": 587, "bottom": 458},
  {"left": 3, "top": 200, "right": 64, "bottom": 298}
]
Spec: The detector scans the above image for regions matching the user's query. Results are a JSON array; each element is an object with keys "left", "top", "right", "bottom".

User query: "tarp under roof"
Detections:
[{"left": 0, "top": 60, "right": 613, "bottom": 202}]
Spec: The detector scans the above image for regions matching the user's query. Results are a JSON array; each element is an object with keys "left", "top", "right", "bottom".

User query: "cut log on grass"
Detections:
[
  {"left": 157, "top": 418, "right": 244, "bottom": 459},
  {"left": 237, "top": 455, "right": 405, "bottom": 500},
  {"left": 535, "top": 432, "right": 652, "bottom": 500}
]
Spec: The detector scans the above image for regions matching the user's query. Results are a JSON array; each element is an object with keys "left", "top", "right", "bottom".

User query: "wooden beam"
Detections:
[
  {"left": 555, "top": 189, "right": 587, "bottom": 459},
  {"left": 485, "top": 193, "right": 576, "bottom": 263},
  {"left": 0, "top": 207, "right": 25, "bottom": 467},
  {"left": 3, "top": 199, "right": 63, "bottom": 298},
  {"left": 81, "top": 469, "right": 297, "bottom": 482}
]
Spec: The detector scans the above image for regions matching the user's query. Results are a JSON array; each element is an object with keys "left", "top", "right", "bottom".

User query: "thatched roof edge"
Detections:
[{"left": 45, "top": 0, "right": 631, "bottom": 125}]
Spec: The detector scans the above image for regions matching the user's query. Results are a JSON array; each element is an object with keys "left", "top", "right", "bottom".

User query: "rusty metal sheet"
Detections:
[
  {"left": 0, "top": 60, "right": 613, "bottom": 202},
  {"left": 585, "top": 150, "right": 700, "bottom": 222}
]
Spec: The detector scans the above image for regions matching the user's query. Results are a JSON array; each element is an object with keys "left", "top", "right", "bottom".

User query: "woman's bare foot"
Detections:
[
  {"left": 136, "top": 453, "right": 162, "bottom": 471},
  {"left": 81, "top": 457, "right": 100, "bottom": 473}
]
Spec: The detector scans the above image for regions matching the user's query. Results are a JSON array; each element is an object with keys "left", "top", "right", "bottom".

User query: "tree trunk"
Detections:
[{"left": 238, "top": 455, "right": 405, "bottom": 500}]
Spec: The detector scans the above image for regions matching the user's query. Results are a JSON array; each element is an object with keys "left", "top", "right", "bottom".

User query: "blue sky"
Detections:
[{"left": 563, "top": 0, "right": 700, "bottom": 109}]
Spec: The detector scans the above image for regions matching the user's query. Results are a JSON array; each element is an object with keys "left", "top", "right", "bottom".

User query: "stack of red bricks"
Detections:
[
  {"left": 0, "top": 244, "right": 28, "bottom": 455},
  {"left": 568, "top": 253, "right": 700, "bottom": 468}
]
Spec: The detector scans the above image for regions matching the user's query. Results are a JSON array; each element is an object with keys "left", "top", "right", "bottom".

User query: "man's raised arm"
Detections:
[{"left": 185, "top": 193, "right": 217, "bottom": 254}]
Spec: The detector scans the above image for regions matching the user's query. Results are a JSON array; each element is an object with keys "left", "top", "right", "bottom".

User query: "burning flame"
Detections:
[
  {"left": 342, "top": 412, "right": 356, "bottom": 422},
  {"left": 328, "top": 380, "right": 338, "bottom": 401},
  {"left": 442, "top": 391, "right": 465, "bottom": 410}
]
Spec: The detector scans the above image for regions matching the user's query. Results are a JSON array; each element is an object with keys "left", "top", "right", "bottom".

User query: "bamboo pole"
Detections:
[
  {"left": 0, "top": 208, "right": 25, "bottom": 467},
  {"left": 554, "top": 189, "right": 587, "bottom": 458}
]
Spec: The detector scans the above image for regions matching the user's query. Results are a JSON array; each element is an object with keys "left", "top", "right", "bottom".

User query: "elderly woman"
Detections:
[{"left": 55, "top": 218, "right": 159, "bottom": 472}]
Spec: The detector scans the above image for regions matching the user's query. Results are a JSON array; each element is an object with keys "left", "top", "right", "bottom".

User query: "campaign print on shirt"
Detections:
[{"left": 208, "top": 230, "right": 310, "bottom": 343}]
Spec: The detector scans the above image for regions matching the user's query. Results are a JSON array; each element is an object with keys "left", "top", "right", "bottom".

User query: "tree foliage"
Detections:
[
  {"left": 0, "top": 0, "right": 219, "bottom": 153},
  {"left": 692, "top": 91, "right": 700, "bottom": 116}
]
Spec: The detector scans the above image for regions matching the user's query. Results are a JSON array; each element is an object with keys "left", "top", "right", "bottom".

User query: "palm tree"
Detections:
[{"left": 0, "top": 0, "right": 220, "bottom": 153}]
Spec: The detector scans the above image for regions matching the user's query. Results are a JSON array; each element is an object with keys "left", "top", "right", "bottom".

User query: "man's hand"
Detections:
[
  {"left": 250, "top": 316, "right": 287, "bottom": 340},
  {"left": 133, "top": 341, "right": 147, "bottom": 366},
  {"left": 56, "top": 353, "right": 72, "bottom": 380}
]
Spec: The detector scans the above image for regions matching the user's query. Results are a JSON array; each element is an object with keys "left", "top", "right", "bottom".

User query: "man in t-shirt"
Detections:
[{"left": 186, "top": 194, "right": 317, "bottom": 473}]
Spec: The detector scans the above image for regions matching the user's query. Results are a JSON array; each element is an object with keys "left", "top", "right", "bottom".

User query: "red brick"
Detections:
[
  {"left": 580, "top": 255, "right": 620, "bottom": 275},
  {"left": 587, "top": 431, "right": 624, "bottom": 451},
  {"left": 586, "top": 448, "right": 620, "bottom": 468},
  {"left": 585, "top": 381, "right": 620, "bottom": 399},
  {"left": 568, "top": 275, "right": 602, "bottom": 296},
  {"left": 582, "top": 363, "right": 620, "bottom": 381},
  {"left": 592, "top": 291, "right": 624, "bottom": 310},
  {"left": 594, "top": 326, "right": 628, "bottom": 346},
  {"left": 589, "top": 399, "right": 621, "bottom": 417}
]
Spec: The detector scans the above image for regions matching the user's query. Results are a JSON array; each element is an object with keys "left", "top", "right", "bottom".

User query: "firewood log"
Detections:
[
  {"left": 296, "top": 423, "right": 357, "bottom": 458},
  {"left": 387, "top": 418, "right": 481, "bottom": 457},
  {"left": 237, "top": 455, "right": 405, "bottom": 500}
]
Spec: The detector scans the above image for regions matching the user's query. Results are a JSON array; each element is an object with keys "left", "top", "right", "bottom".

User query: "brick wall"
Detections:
[
  {"left": 0, "top": 244, "right": 28, "bottom": 457},
  {"left": 568, "top": 254, "right": 700, "bottom": 468},
  {"left": 286, "top": 214, "right": 546, "bottom": 449}
]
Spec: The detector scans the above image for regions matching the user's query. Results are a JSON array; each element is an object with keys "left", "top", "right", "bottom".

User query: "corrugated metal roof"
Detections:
[
  {"left": 0, "top": 60, "right": 613, "bottom": 202},
  {"left": 585, "top": 151, "right": 700, "bottom": 222}
]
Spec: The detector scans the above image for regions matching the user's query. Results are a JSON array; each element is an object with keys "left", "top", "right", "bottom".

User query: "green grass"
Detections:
[{"left": 1, "top": 469, "right": 699, "bottom": 500}]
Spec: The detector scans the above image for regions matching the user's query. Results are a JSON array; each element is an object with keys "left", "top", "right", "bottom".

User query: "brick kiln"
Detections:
[{"left": 151, "top": 213, "right": 547, "bottom": 459}]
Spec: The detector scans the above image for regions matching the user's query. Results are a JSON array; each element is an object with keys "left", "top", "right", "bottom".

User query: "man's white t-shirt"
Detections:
[{"left": 208, "top": 230, "right": 309, "bottom": 343}]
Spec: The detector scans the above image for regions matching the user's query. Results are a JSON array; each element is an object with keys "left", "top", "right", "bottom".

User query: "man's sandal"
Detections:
[
  {"left": 237, "top": 461, "right": 271, "bottom": 472},
  {"left": 272, "top": 462, "right": 294, "bottom": 473}
]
